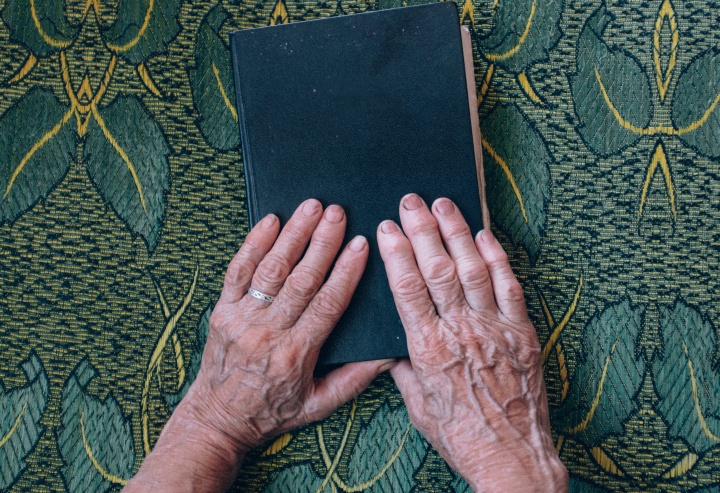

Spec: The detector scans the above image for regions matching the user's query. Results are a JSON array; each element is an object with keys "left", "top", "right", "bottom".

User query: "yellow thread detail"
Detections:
[
  {"left": 639, "top": 141, "right": 676, "bottom": 220},
  {"left": 91, "top": 106, "right": 147, "bottom": 212},
  {"left": 460, "top": 0, "right": 474, "bottom": 27},
  {"left": 30, "top": 0, "right": 72, "bottom": 48},
  {"left": 556, "top": 343, "right": 569, "bottom": 401},
  {"left": 485, "top": 2, "right": 535, "bottom": 61},
  {"left": 663, "top": 452, "right": 699, "bottom": 478},
  {"left": 683, "top": 341, "right": 720, "bottom": 443},
  {"left": 150, "top": 275, "right": 185, "bottom": 389},
  {"left": 477, "top": 64, "right": 495, "bottom": 108},
  {"left": 213, "top": 63, "right": 239, "bottom": 121},
  {"left": 554, "top": 435, "right": 564, "bottom": 454},
  {"left": 653, "top": 0, "right": 679, "bottom": 101},
  {"left": 9, "top": 55, "right": 38, "bottom": 84},
  {"left": 138, "top": 63, "right": 163, "bottom": 98},
  {"left": 262, "top": 433, "right": 292, "bottom": 457},
  {"left": 80, "top": 411, "right": 128, "bottom": 485},
  {"left": 0, "top": 402, "right": 27, "bottom": 448},
  {"left": 107, "top": 0, "right": 154, "bottom": 52},
  {"left": 568, "top": 342, "right": 616, "bottom": 434},
  {"left": 269, "top": 0, "right": 289, "bottom": 25},
  {"left": 541, "top": 275, "right": 583, "bottom": 365},
  {"left": 141, "top": 265, "right": 199, "bottom": 455},
  {"left": 4, "top": 106, "right": 74, "bottom": 200},
  {"left": 518, "top": 71, "right": 543, "bottom": 104},
  {"left": 332, "top": 424, "right": 413, "bottom": 492},
  {"left": 595, "top": 68, "right": 720, "bottom": 135},
  {"left": 591, "top": 446, "right": 624, "bottom": 477},
  {"left": 316, "top": 400, "right": 357, "bottom": 493},
  {"left": 481, "top": 137, "right": 528, "bottom": 222},
  {"left": 91, "top": 55, "right": 117, "bottom": 109}
]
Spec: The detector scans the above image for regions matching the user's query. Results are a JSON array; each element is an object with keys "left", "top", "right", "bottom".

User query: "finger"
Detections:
[
  {"left": 475, "top": 230, "right": 529, "bottom": 322},
  {"left": 390, "top": 360, "right": 425, "bottom": 417},
  {"left": 220, "top": 214, "right": 280, "bottom": 304},
  {"left": 272, "top": 205, "right": 346, "bottom": 322},
  {"left": 295, "top": 235, "right": 369, "bottom": 345},
  {"left": 303, "top": 359, "right": 397, "bottom": 422},
  {"left": 398, "top": 194, "right": 465, "bottom": 315},
  {"left": 377, "top": 219, "right": 437, "bottom": 335},
  {"left": 248, "top": 199, "right": 323, "bottom": 304},
  {"left": 431, "top": 198, "right": 495, "bottom": 313}
]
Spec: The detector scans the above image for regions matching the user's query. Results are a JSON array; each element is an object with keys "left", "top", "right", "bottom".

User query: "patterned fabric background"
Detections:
[{"left": 0, "top": 0, "right": 719, "bottom": 491}]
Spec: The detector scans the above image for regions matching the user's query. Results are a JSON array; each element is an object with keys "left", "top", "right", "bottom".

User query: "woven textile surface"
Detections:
[{"left": 0, "top": 0, "right": 719, "bottom": 491}]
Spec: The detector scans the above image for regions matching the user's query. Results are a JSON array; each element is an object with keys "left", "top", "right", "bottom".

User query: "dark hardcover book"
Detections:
[{"left": 230, "top": 2, "right": 486, "bottom": 368}]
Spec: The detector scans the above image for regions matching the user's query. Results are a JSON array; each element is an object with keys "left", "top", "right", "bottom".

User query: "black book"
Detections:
[{"left": 230, "top": 2, "right": 485, "bottom": 368}]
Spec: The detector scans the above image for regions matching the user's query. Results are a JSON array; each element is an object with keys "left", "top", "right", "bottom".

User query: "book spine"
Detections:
[{"left": 230, "top": 34, "right": 260, "bottom": 229}]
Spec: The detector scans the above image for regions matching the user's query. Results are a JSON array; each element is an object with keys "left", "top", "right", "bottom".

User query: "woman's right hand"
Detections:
[{"left": 377, "top": 194, "right": 568, "bottom": 492}]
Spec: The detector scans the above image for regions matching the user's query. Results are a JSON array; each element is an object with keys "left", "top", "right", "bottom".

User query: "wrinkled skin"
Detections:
[
  {"left": 125, "top": 200, "right": 394, "bottom": 492},
  {"left": 378, "top": 194, "right": 567, "bottom": 492},
  {"left": 124, "top": 195, "right": 568, "bottom": 493}
]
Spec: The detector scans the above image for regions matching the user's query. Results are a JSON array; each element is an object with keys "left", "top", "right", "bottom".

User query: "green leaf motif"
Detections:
[
  {"left": 569, "top": 476, "right": 611, "bottom": 492},
  {"left": 1, "top": 0, "right": 77, "bottom": 57},
  {"left": 345, "top": 402, "right": 427, "bottom": 492},
  {"left": 671, "top": 48, "right": 720, "bottom": 159},
  {"left": 557, "top": 298, "right": 645, "bottom": 446},
  {"left": 570, "top": 4, "right": 652, "bottom": 157},
  {"left": 102, "top": 0, "right": 181, "bottom": 64},
  {"left": 189, "top": 4, "right": 240, "bottom": 151},
  {"left": 0, "top": 88, "right": 75, "bottom": 225},
  {"left": 165, "top": 305, "right": 210, "bottom": 410},
  {"left": 482, "top": 103, "right": 550, "bottom": 263},
  {"left": 58, "top": 359, "right": 135, "bottom": 493},
  {"left": 0, "top": 352, "right": 49, "bottom": 489},
  {"left": 477, "top": 0, "right": 563, "bottom": 73},
  {"left": 654, "top": 300, "right": 720, "bottom": 454},
  {"left": 264, "top": 463, "right": 332, "bottom": 493},
  {"left": 85, "top": 95, "right": 170, "bottom": 253}
]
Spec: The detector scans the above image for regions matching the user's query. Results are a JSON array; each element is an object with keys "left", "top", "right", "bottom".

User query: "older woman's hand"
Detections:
[
  {"left": 377, "top": 194, "right": 568, "bottom": 493},
  {"left": 125, "top": 199, "right": 394, "bottom": 492}
]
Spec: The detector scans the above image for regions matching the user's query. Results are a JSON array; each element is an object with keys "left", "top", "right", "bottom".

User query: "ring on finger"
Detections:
[{"left": 248, "top": 288, "right": 276, "bottom": 303}]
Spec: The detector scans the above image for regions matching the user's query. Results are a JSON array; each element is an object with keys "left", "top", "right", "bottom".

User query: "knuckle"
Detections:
[
  {"left": 283, "top": 225, "right": 306, "bottom": 245},
  {"left": 284, "top": 267, "right": 323, "bottom": 300},
  {"left": 394, "top": 272, "right": 428, "bottom": 299},
  {"left": 312, "top": 287, "right": 346, "bottom": 321},
  {"left": 444, "top": 222, "right": 471, "bottom": 241},
  {"left": 309, "top": 233, "right": 338, "bottom": 252},
  {"left": 457, "top": 259, "right": 492, "bottom": 291},
  {"left": 225, "top": 259, "right": 254, "bottom": 287},
  {"left": 503, "top": 281, "right": 527, "bottom": 304},
  {"left": 486, "top": 249, "right": 510, "bottom": 270},
  {"left": 255, "top": 254, "right": 291, "bottom": 286},
  {"left": 424, "top": 256, "right": 456, "bottom": 285},
  {"left": 408, "top": 218, "right": 439, "bottom": 237},
  {"left": 384, "top": 235, "right": 410, "bottom": 257}
]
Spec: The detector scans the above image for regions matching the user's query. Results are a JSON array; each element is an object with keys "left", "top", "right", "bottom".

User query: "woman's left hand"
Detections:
[{"left": 125, "top": 199, "right": 395, "bottom": 492}]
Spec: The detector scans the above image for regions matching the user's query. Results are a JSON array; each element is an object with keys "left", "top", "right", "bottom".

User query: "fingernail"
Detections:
[
  {"left": 348, "top": 235, "right": 367, "bottom": 251},
  {"left": 302, "top": 199, "right": 321, "bottom": 216},
  {"left": 324, "top": 204, "right": 344, "bottom": 223},
  {"left": 380, "top": 220, "right": 398, "bottom": 234},
  {"left": 261, "top": 214, "right": 277, "bottom": 229},
  {"left": 402, "top": 193, "right": 423, "bottom": 211},
  {"left": 480, "top": 229, "right": 494, "bottom": 244},
  {"left": 435, "top": 198, "right": 455, "bottom": 216}
]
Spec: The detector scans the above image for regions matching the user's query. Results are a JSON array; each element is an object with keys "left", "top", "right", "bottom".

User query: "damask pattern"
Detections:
[{"left": 0, "top": 0, "right": 719, "bottom": 491}]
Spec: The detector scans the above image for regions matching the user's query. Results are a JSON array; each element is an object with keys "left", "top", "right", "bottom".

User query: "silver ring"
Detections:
[{"left": 248, "top": 288, "right": 275, "bottom": 303}]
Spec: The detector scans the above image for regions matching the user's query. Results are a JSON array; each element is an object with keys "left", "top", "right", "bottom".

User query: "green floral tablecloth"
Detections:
[{"left": 0, "top": 0, "right": 719, "bottom": 491}]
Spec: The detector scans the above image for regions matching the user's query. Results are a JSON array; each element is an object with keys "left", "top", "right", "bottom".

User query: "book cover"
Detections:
[{"left": 230, "top": 2, "right": 485, "bottom": 367}]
